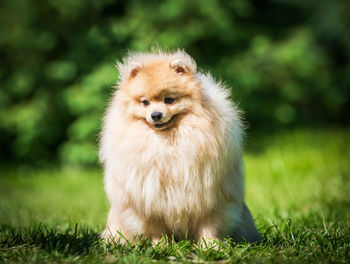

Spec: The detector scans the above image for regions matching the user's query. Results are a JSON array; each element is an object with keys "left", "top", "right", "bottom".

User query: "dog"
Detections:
[{"left": 99, "top": 50, "right": 261, "bottom": 244}]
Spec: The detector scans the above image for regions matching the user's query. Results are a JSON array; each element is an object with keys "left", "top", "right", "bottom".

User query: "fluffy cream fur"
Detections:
[{"left": 99, "top": 50, "right": 261, "bottom": 244}]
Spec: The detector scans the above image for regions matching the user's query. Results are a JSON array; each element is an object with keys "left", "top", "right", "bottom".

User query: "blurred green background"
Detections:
[{"left": 0, "top": 0, "right": 349, "bottom": 166}]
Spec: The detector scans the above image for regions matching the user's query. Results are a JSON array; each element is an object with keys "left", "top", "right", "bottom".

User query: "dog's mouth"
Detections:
[{"left": 153, "top": 115, "right": 177, "bottom": 129}]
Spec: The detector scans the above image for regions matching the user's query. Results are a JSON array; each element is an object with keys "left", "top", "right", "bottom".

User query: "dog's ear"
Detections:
[
  {"left": 170, "top": 59, "right": 189, "bottom": 74},
  {"left": 117, "top": 60, "right": 142, "bottom": 81},
  {"left": 128, "top": 62, "right": 142, "bottom": 78},
  {"left": 170, "top": 51, "right": 197, "bottom": 75}
]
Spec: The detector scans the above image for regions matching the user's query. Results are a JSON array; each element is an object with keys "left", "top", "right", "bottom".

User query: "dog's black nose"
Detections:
[{"left": 151, "top": 112, "right": 163, "bottom": 122}]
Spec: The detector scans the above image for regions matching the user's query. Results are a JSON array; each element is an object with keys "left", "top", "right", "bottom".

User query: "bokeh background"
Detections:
[{"left": 0, "top": 0, "right": 349, "bottom": 166}]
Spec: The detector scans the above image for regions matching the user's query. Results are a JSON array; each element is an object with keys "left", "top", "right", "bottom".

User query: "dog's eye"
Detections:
[
  {"left": 164, "top": 97, "right": 175, "bottom": 104},
  {"left": 141, "top": 99, "right": 149, "bottom": 106}
]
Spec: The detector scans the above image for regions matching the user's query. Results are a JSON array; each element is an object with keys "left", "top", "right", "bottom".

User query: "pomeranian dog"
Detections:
[{"left": 99, "top": 50, "right": 261, "bottom": 244}]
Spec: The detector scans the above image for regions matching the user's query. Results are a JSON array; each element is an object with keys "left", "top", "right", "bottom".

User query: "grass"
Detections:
[{"left": 1, "top": 128, "right": 349, "bottom": 263}]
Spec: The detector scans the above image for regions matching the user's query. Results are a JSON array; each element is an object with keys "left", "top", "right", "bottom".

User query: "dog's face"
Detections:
[
  {"left": 139, "top": 92, "right": 185, "bottom": 130},
  {"left": 118, "top": 58, "right": 201, "bottom": 131}
]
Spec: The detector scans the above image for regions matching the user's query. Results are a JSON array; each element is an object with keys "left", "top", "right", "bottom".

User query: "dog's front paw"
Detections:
[
  {"left": 100, "top": 228, "right": 123, "bottom": 244},
  {"left": 197, "top": 237, "right": 220, "bottom": 250},
  {"left": 197, "top": 226, "right": 220, "bottom": 249}
]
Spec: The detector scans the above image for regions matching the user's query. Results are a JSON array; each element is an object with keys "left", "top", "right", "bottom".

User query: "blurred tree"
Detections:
[{"left": 0, "top": 0, "right": 349, "bottom": 165}]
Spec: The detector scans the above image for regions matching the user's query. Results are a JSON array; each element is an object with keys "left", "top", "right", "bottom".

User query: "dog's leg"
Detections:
[
  {"left": 142, "top": 218, "right": 170, "bottom": 245},
  {"left": 101, "top": 205, "right": 132, "bottom": 244},
  {"left": 198, "top": 226, "right": 218, "bottom": 241},
  {"left": 197, "top": 223, "right": 219, "bottom": 248}
]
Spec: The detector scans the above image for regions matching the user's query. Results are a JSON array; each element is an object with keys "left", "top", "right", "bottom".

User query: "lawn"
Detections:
[{"left": 1, "top": 129, "right": 349, "bottom": 263}]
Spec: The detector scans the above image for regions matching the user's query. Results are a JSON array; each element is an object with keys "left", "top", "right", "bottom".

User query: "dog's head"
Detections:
[{"left": 117, "top": 51, "right": 201, "bottom": 130}]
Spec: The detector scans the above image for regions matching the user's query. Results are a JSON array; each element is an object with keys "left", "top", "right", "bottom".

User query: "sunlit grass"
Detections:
[
  {"left": 0, "top": 167, "right": 107, "bottom": 228},
  {"left": 1, "top": 129, "right": 349, "bottom": 263},
  {"left": 246, "top": 129, "right": 349, "bottom": 219}
]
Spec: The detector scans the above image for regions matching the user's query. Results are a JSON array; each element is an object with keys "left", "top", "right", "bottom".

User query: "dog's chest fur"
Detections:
[{"left": 104, "top": 121, "right": 232, "bottom": 228}]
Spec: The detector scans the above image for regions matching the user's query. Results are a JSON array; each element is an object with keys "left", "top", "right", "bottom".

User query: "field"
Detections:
[{"left": 1, "top": 129, "right": 349, "bottom": 263}]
